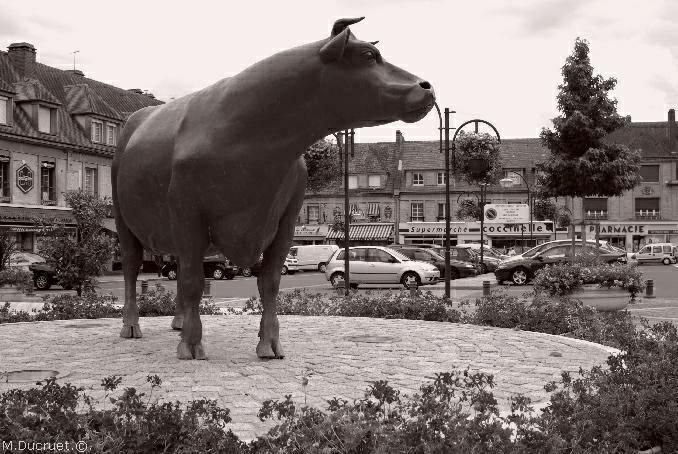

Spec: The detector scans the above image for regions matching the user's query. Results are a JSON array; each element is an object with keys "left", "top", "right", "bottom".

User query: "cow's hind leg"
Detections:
[
  {"left": 170, "top": 258, "right": 184, "bottom": 330},
  {"left": 118, "top": 219, "right": 144, "bottom": 338},
  {"left": 256, "top": 197, "right": 303, "bottom": 359}
]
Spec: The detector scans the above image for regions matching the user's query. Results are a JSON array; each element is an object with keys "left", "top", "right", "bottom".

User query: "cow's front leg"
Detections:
[
  {"left": 118, "top": 219, "right": 144, "bottom": 338},
  {"left": 175, "top": 254, "right": 207, "bottom": 360}
]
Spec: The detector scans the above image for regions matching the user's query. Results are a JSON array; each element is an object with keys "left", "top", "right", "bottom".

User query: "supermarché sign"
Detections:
[{"left": 405, "top": 221, "right": 553, "bottom": 236}]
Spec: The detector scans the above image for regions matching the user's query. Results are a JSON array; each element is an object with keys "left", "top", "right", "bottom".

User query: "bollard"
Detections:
[
  {"left": 645, "top": 279, "right": 655, "bottom": 299},
  {"left": 409, "top": 282, "right": 418, "bottom": 297},
  {"left": 482, "top": 280, "right": 491, "bottom": 296},
  {"left": 203, "top": 279, "right": 211, "bottom": 297},
  {"left": 141, "top": 280, "right": 148, "bottom": 294},
  {"left": 335, "top": 280, "right": 346, "bottom": 295}
]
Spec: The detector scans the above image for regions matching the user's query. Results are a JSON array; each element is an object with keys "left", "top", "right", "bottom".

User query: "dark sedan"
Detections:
[
  {"left": 161, "top": 254, "right": 238, "bottom": 280},
  {"left": 494, "top": 242, "right": 627, "bottom": 285},
  {"left": 387, "top": 245, "right": 478, "bottom": 279}
]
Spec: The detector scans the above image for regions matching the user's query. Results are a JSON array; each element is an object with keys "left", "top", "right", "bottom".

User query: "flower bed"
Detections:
[{"left": 532, "top": 262, "right": 645, "bottom": 297}]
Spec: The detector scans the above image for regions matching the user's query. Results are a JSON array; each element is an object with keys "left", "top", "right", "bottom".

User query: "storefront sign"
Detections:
[
  {"left": 648, "top": 230, "right": 678, "bottom": 234},
  {"left": 405, "top": 221, "right": 553, "bottom": 236},
  {"left": 587, "top": 224, "right": 646, "bottom": 234},
  {"left": 484, "top": 204, "right": 529, "bottom": 223},
  {"left": 16, "top": 164, "right": 34, "bottom": 193},
  {"left": 294, "top": 225, "right": 328, "bottom": 237},
  {"left": 408, "top": 223, "right": 469, "bottom": 234}
]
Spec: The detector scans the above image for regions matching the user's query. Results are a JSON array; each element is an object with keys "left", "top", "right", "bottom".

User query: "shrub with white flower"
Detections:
[{"left": 533, "top": 262, "right": 645, "bottom": 297}]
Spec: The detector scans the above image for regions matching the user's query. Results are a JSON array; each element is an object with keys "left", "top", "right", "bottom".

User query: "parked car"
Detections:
[
  {"left": 239, "top": 254, "right": 296, "bottom": 277},
  {"left": 454, "top": 244, "right": 504, "bottom": 273},
  {"left": 28, "top": 262, "right": 70, "bottom": 290},
  {"left": 286, "top": 244, "right": 339, "bottom": 273},
  {"left": 631, "top": 243, "right": 677, "bottom": 265},
  {"left": 325, "top": 246, "right": 440, "bottom": 289},
  {"left": 386, "top": 245, "right": 477, "bottom": 279},
  {"left": 494, "top": 242, "right": 627, "bottom": 285},
  {"left": 161, "top": 254, "right": 239, "bottom": 280},
  {"left": 7, "top": 252, "right": 46, "bottom": 271}
]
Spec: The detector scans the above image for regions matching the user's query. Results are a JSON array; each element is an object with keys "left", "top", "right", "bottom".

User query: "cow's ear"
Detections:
[
  {"left": 331, "top": 17, "right": 364, "bottom": 36},
  {"left": 319, "top": 27, "right": 351, "bottom": 62}
]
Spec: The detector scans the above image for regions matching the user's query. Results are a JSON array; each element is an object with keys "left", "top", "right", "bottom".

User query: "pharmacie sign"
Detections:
[
  {"left": 587, "top": 224, "right": 646, "bottom": 234},
  {"left": 16, "top": 164, "right": 34, "bottom": 193}
]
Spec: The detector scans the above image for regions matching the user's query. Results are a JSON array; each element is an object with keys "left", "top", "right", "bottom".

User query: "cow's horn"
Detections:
[
  {"left": 331, "top": 17, "right": 365, "bottom": 36},
  {"left": 319, "top": 27, "right": 351, "bottom": 62},
  {"left": 370, "top": 41, "right": 379, "bottom": 46}
]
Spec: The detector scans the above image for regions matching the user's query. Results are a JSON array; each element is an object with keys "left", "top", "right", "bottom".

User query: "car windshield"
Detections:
[{"left": 387, "top": 248, "right": 411, "bottom": 261}]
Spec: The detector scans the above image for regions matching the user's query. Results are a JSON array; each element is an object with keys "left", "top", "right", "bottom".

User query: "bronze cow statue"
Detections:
[{"left": 112, "top": 17, "right": 434, "bottom": 360}]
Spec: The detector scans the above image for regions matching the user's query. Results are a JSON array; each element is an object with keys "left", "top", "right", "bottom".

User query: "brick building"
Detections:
[{"left": 0, "top": 42, "right": 162, "bottom": 253}]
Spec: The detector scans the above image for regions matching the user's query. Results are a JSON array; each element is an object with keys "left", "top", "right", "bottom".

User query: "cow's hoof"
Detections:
[
  {"left": 120, "top": 324, "right": 142, "bottom": 338},
  {"left": 257, "top": 339, "right": 284, "bottom": 359},
  {"left": 171, "top": 315, "right": 183, "bottom": 330},
  {"left": 177, "top": 341, "right": 207, "bottom": 360}
]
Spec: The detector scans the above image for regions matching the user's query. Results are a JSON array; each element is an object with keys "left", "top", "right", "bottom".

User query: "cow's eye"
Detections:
[{"left": 360, "top": 50, "right": 376, "bottom": 61}]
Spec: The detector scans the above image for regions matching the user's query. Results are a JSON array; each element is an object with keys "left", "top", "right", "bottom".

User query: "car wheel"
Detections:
[
  {"left": 212, "top": 268, "right": 225, "bottom": 280},
  {"left": 330, "top": 272, "right": 345, "bottom": 288},
  {"left": 241, "top": 267, "right": 253, "bottom": 277},
  {"left": 281, "top": 265, "right": 288, "bottom": 275},
  {"left": 318, "top": 263, "right": 327, "bottom": 273},
  {"left": 167, "top": 269, "right": 178, "bottom": 280},
  {"left": 479, "top": 263, "right": 488, "bottom": 274},
  {"left": 511, "top": 268, "right": 528, "bottom": 286},
  {"left": 401, "top": 271, "right": 421, "bottom": 288},
  {"left": 34, "top": 273, "right": 51, "bottom": 291},
  {"left": 662, "top": 257, "right": 671, "bottom": 265}
]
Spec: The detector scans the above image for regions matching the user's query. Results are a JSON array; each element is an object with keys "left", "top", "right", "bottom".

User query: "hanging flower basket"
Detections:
[{"left": 453, "top": 132, "right": 503, "bottom": 185}]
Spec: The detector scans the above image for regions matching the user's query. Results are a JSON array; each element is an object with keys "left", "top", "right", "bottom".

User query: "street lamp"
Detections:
[
  {"left": 332, "top": 129, "right": 355, "bottom": 296},
  {"left": 500, "top": 172, "right": 532, "bottom": 252}
]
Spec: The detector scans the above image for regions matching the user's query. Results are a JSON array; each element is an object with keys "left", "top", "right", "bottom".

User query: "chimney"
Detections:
[
  {"left": 7, "top": 42, "right": 36, "bottom": 78},
  {"left": 669, "top": 109, "right": 676, "bottom": 152},
  {"left": 65, "top": 69, "right": 84, "bottom": 77},
  {"left": 395, "top": 130, "right": 404, "bottom": 146}
]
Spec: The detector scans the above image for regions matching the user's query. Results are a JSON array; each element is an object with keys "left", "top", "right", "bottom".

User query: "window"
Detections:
[
  {"left": 412, "top": 172, "right": 423, "bottom": 186},
  {"left": 635, "top": 198, "right": 660, "bottom": 219},
  {"left": 40, "top": 161, "right": 56, "bottom": 205},
  {"left": 437, "top": 202, "right": 446, "bottom": 221},
  {"left": 503, "top": 169, "right": 524, "bottom": 187},
  {"left": 91, "top": 120, "right": 103, "bottom": 143},
  {"left": 0, "top": 96, "right": 7, "bottom": 124},
  {"left": 348, "top": 175, "right": 358, "bottom": 189},
  {"left": 307, "top": 205, "right": 319, "bottom": 223},
  {"left": 437, "top": 172, "right": 447, "bottom": 185},
  {"left": 639, "top": 165, "right": 659, "bottom": 183},
  {"left": 411, "top": 202, "right": 424, "bottom": 221},
  {"left": 0, "top": 155, "right": 9, "bottom": 201},
  {"left": 368, "top": 175, "right": 381, "bottom": 187},
  {"left": 367, "top": 248, "right": 395, "bottom": 263},
  {"left": 106, "top": 123, "right": 117, "bottom": 146},
  {"left": 337, "top": 248, "right": 367, "bottom": 261},
  {"left": 84, "top": 167, "right": 98, "bottom": 197},
  {"left": 583, "top": 197, "right": 608, "bottom": 219},
  {"left": 38, "top": 106, "right": 56, "bottom": 133}
]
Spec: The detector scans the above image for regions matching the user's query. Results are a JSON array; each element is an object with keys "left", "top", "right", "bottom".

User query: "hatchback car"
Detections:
[
  {"left": 494, "top": 242, "right": 627, "bottom": 285},
  {"left": 387, "top": 245, "right": 477, "bottom": 279},
  {"left": 325, "top": 246, "right": 440, "bottom": 289},
  {"left": 161, "top": 254, "right": 239, "bottom": 280}
]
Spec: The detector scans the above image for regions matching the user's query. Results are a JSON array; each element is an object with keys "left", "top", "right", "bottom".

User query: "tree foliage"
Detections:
[
  {"left": 304, "top": 138, "right": 341, "bottom": 192},
  {"left": 0, "top": 229, "right": 18, "bottom": 271},
  {"left": 537, "top": 38, "right": 641, "bottom": 198},
  {"left": 532, "top": 198, "right": 557, "bottom": 221},
  {"left": 455, "top": 198, "right": 482, "bottom": 221},
  {"left": 38, "top": 190, "right": 115, "bottom": 295}
]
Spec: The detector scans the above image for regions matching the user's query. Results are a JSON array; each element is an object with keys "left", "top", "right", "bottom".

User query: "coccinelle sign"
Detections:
[{"left": 16, "top": 164, "right": 34, "bottom": 193}]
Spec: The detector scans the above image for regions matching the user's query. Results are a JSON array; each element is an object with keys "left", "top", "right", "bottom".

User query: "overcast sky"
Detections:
[{"left": 2, "top": 0, "right": 676, "bottom": 143}]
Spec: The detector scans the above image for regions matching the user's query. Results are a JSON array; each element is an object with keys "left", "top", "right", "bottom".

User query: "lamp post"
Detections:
[
  {"left": 499, "top": 172, "right": 532, "bottom": 252},
  {"left": 451, "top": 120, "right": 501, "bottom": 273},
  {"left": 332, "top": 129, "right": 355, "bottom": 296}
]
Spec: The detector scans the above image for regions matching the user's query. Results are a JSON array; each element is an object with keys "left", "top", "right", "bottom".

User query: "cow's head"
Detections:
[{"left": 318, "top": 17, "right": 435, "bottom": 131}]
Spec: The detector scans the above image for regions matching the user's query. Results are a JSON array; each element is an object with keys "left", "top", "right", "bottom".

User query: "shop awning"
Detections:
[
  {"left": 326, "top": 223, "right": 394, "bottom": 241},
  {"left": 367, "top": 202, "right": 380, "bottom": 216},
  {"left": 0, "top": 205, "right": 75, "bottom": 224}
]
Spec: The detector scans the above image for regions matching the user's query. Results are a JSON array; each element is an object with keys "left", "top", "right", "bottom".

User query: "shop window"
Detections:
[
  {"left": 84, "top": 167, "right": 98, "bottom": 197},
  {"left": 639, "top": 165, "right": 659, "bottom": 183},
  {"left": 348, "top": 175, "right": 358, "bottom": 189},
  {"left": 437, "top": 172, "right": 447, "bottom": 185},
  {"left": 38, "top": 106, "right": 57, "bottom": 134},
  {"left": 437, "top": 202, "right": 446, "bottom": 221},
  {"left": 412, "top": 172, "right": 424, "bottom": 186},
  {"left": 106, "top": 123, "right": 117, "bottom": 146},
  {"left": 368, "top": 175, "right": 381, "bottom": 187},
  {"left": 635, "top": 198, "right": 660, "bottom": 219},
  {"left": 40, "top": 161, "right": 56, "bottom": 205},
  {"left": 0, "top": 155, "right": 9, "bottom": 202},
  {"left": 411, "top": 202, "right": 424, "bottom": 221},
  {"left": 307, "top": 205, "right": 319, "bottom": 223},
  {"left": 583, "top": 197, "right": 607, "bottom": 219},
  {"left": 91, "top": 120, "right": 103, "bottom": 143}
]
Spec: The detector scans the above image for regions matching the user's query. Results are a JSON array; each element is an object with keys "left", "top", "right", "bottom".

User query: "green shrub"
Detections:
[
  {"left": 138, "top": 282, "right": 221, "bottom": 316},
  {"left": 0, "top": 268, "right": 33, "bottom": 294},
  {"left": 533, "top": 262, "right": 645, "bottom": 297}
]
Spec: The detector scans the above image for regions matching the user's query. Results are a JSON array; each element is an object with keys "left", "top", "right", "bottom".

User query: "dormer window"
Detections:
[
  {"left": 91, "top": 119, "right": 103, "bottom": 143},
  {"left": 38, "top": 105, "right": 57, "bottom": 134},
  {"left": 0, "top": 96, "right": 8, "bottom": 124},
  {"left": 106, "top": 122, "right": 117, "bottom": 146}
]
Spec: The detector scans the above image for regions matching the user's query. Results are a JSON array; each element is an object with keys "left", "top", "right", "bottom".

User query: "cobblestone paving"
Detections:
[{"left": 0, "top": 316, "right": 617, "bottom": 441}]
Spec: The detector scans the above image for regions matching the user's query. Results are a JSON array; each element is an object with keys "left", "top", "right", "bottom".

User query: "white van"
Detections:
[
  {"left": 633, "top": 243, "right": 677, "bottom": 265},
  {"left": 285, "top": 245, "right": 340, "bottom": 273}
]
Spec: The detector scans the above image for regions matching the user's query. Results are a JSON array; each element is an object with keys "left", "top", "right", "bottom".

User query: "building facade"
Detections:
[
  {"left": 300, "top": 110, "right": 678, "bottom": 253},
  {"left": 0, "top": 42, "right": 162, "bottom": 253}
]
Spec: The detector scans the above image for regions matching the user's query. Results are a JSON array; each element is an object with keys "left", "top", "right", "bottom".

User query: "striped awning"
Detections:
[
  {"left": 367, "top": 202, "right": 380, "bottom": 216},
  {"left": 326, "top": 223, "right": 394, "bottom": 240}
]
